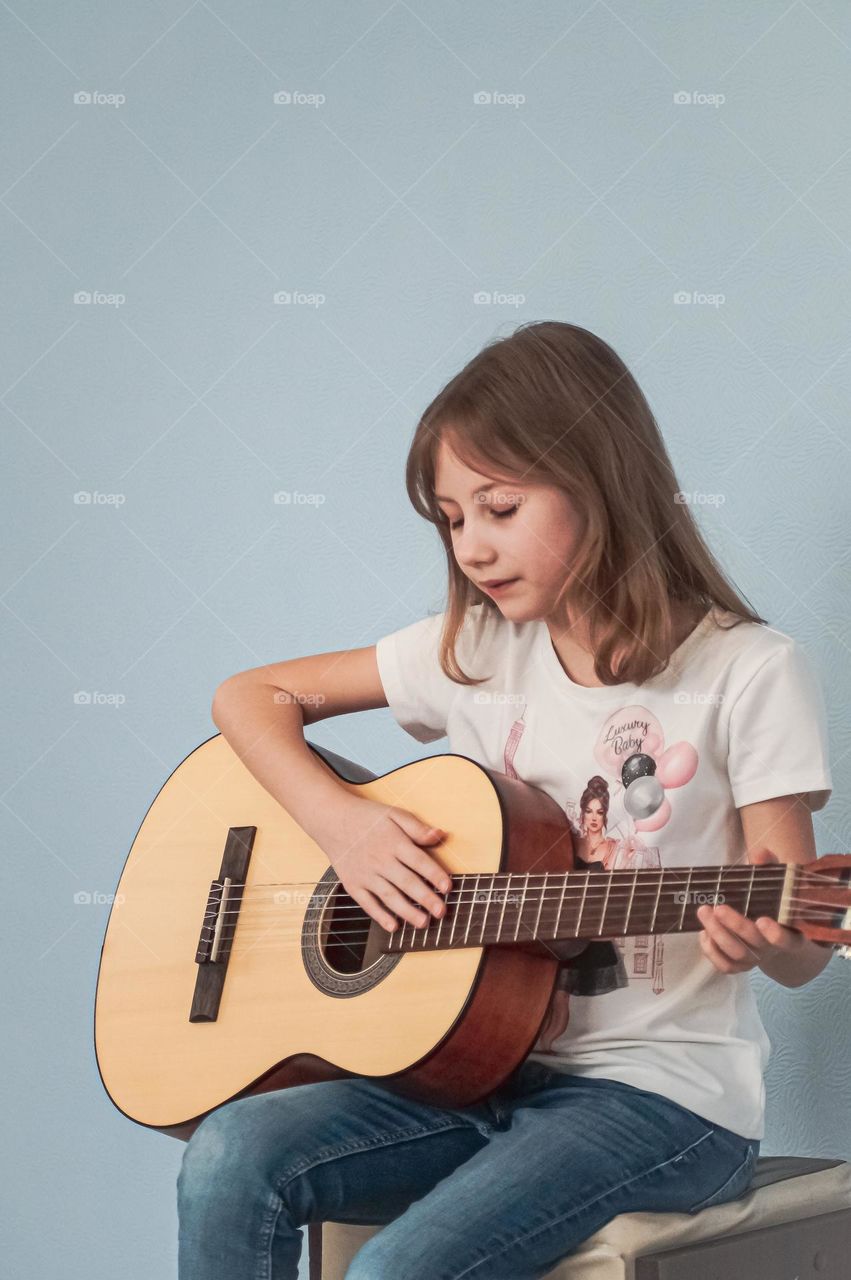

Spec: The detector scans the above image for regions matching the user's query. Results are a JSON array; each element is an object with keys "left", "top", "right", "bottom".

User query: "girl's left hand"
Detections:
[{"left": 696, "top": 847, "right": 806, "bottom": 974}]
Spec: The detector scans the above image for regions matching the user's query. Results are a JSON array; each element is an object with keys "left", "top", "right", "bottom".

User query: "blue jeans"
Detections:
[{"left": 177, "top": 1060, "right": 760, "bottom": 1280}]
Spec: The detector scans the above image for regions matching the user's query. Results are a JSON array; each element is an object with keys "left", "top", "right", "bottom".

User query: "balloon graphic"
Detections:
[
  {"left": 594, "top": 706, "right": 664, "bottom": 777},
  {"left": 621, "top": 752, "right": 656, "bottom": 789},
  {"left": 643, "top": 730, "right": 664, "bottom": 757},
  {"left": 655, "top": 741, "right": 698, "bottom": 789},
  {"left": 622, "top": 775, "right": 665, "bottom": 820},
  {"left": 635, "top": 796, "right": 672, "bottom": 832}
]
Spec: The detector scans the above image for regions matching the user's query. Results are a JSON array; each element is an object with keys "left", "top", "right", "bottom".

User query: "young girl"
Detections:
[{"left": 178, "top": 321, "right": 833, "bottom": 1280}]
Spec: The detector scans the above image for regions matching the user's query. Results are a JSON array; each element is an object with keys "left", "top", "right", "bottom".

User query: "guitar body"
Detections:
[{"left": 94, "top": 735, "right": 576, "bottom": 1140}]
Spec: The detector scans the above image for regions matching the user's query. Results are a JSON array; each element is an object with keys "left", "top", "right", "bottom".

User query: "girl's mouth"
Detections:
[{"left": 482, "top": 578, "right": 520, "bottom": 594}]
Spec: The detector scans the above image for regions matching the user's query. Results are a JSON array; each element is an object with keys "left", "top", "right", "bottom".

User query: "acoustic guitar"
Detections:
[{"left": 94, "top": 734, "right": 851, "bottom": 1141}]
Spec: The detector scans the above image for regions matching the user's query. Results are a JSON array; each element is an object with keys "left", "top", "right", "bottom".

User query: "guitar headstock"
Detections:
[{"left": 793, "top": 856, "right": 851, "bottom": 956}]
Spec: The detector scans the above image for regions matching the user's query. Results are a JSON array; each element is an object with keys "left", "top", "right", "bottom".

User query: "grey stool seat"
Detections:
[{"left": 309, "top": 1155, "right": 851, "bottom": 1279}]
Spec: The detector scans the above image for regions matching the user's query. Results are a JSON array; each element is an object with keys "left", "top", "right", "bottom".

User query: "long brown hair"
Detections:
[{"left": 405, "top": 320, "right": 766, "bottom": 687}]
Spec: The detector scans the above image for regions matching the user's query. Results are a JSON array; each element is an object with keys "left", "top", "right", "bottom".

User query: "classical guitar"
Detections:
[{"left": 94, "top": 734, "right": 851, "bottom": 1141}]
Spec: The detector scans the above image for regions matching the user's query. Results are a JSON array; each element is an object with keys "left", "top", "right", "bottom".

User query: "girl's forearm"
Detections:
[{"left": 211, "top": 675, "right": 361, "bottom": 851}]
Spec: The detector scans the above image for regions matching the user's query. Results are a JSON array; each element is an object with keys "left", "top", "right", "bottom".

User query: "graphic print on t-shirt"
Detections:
[{"left": 501, "top": 703, "right": 700, "bottom": 1050}]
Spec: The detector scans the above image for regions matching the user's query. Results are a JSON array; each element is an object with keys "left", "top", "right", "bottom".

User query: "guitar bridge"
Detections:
[{"left": 189, "top": 826, "right": 255, "bottom": 1022}]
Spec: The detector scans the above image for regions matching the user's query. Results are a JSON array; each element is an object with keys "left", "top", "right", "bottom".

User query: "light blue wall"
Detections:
[{"left": 4, "top": 3, "right": 850, "bottom": 1276}]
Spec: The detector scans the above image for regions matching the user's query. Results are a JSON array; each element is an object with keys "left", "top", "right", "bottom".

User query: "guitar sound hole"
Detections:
[{"left": 320, "top": 885, "right": 382, "bottom": 974}]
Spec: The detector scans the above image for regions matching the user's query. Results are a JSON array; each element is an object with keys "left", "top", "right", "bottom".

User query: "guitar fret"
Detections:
[
  {"left": 478, "top": 875, "right": 493, "bottom": 944},
  {"left": 532, "top": 872, "right": 547, "bottom": 941},
  {"left": 497, "top": 874, "right": 510, "bottom": 943},
  {"left": 715, "top": 865, "right": 723, "bottom": 910},
  {"left": 679, "top": 869, "right": 692, "bottom": 930},
  {"left": 463, "top": 874, "right": 479, "bottom": 946},
  {"left": 554, "top": 872, "right": 567, "bottom": 939},
  {"left": 625, "top": 868, "right": 638, "bottom": 934},
  {"left": 598, "top": 871, "right": 612, "bottom": 935},
  {"left": 744, "top": 865, "right": 755, "bottom": 916},
  {"left": 514, "top": 872, "right": 530, "bottom": 942},
  {"left": 577, "top": 872, "right": 589, "bottom": 937},
  {"left": 650, "top": 869, "right": 662, "bottom": 933}
]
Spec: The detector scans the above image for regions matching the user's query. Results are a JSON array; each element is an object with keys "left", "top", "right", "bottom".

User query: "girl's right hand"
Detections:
[{"left": 321, "top": 798, "right": 453, "bottom": 933}]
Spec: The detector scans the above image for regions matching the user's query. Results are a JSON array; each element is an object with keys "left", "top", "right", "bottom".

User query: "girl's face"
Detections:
[{"left": 434, "top": 436, "right": 586, "bottom": 625}]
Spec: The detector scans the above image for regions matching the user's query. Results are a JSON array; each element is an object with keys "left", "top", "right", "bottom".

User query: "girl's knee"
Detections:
[{"left": 177, "top": 1101, "right": 258, "bottom": 1204}]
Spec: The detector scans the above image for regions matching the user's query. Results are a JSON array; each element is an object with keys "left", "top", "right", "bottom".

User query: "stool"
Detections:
[{"left": 307, "top": 1156, "right": 851, "bottom": 1279}]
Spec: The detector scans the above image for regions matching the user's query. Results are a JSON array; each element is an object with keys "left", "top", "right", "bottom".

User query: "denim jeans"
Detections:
[{"left": 177, "top": 1059, "right": 760, "bottom": 1280}]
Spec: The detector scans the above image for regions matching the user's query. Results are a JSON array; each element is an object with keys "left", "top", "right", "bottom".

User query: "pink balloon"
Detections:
[
  {"left": 635, "top": 796, "right": 671, "bottom": 832},
  {"left": 655, "top": 741, "right": 698, "bottom": 789},
  {"left": 643, "top": 731, "right": 664, "bottom": 757}
]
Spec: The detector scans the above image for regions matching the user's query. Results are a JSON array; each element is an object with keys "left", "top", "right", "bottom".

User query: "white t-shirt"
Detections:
[{"left": 374, "top": 604, "right": 832, "bottom": 1139}]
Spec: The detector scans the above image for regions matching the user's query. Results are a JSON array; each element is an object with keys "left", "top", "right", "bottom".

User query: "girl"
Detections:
[{"left": 178, "top": 321, "right": 833, "bottom": 1280}]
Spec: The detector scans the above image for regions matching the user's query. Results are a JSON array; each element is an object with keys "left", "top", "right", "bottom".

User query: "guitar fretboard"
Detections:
[{"left": 383, "top": 864, "right": 792, "bottom": 953}]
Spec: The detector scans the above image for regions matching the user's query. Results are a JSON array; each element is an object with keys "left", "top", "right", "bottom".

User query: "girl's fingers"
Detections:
[
  {"left": 698, "top": 907, "right": 760, "bottom": 965},
  {"left": 699, "top": 927, "right": 753, "bottom": 973}
]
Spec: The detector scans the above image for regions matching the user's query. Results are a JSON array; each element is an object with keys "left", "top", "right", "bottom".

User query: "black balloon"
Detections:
[{"left": 621, "top": 752, "right": 657, "bottom": 789}]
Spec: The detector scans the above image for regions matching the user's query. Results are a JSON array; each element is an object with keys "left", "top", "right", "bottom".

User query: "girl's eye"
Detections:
[{"left": 448, "top": 505, "right": 518, "bottom": 531}]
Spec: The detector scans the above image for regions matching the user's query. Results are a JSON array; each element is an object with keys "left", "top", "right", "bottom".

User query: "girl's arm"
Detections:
[
  {"left": 696, "top": 793, "right": 833, "bottom": 988},
  {"left": 211, "top": 645, "right": 388, "bottom": 852}
]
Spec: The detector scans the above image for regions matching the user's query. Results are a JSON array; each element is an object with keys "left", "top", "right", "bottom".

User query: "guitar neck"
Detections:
[{"left": 383, "top": 863, "right": 794, "bottom": 953}]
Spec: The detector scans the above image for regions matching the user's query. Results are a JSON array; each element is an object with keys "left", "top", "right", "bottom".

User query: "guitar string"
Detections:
[
  {"left": 223, "top": 910, "right": 843, "bottom": 953},
  {"left": 215, "top": 896, "right": 844, "bottom": 948},
  {"left": 199, "top": 865, "right": 838, "bottom": 909},
  {"left": 213, "top": 898, "right": 845, "bottom": 941},
  {"left": 201, "top": 872, "right": 844, "bottom": 919}
]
